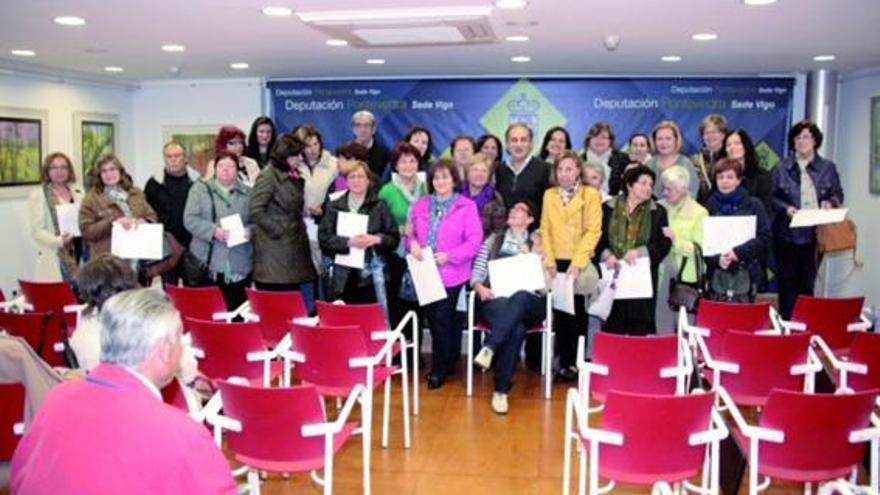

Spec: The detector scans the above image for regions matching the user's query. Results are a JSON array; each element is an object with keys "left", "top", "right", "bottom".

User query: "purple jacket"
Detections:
[{"left": 408, "top": 195, "right": 484, "bottom": 287}]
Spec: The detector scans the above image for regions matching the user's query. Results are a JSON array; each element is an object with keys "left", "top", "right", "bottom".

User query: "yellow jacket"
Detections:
[{"left": 540, "top": 186, "right": 603, "bottom": 269}]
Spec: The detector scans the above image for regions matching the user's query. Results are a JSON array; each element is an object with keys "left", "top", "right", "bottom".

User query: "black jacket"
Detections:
[
  {"left": 496, "top": 156, "right": 551, "bottom": 224},
  {"left": 705, "top": 187, "right": 771, "bottom": 291},
  {"left": 604, "top": 150, "right": 633, "bottom": 197},
  {"left": 144, "top": 169, "right": 198, "bottom": 246}
]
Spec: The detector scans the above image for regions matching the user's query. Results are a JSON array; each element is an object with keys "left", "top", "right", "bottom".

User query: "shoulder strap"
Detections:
[
  {"left": 488, "top": 233, "right": 506, "bottom": 260},
  {"left": 205, "top": 182, "right": 217, "bottom": 266}
]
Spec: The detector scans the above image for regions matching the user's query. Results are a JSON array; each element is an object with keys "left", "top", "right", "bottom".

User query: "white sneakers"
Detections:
[
  {"left": 491, "top": 392, "right": 509, "bottom": 415},
  {"left": 474, "top": 346, "right": 494, "bottom": 370}
]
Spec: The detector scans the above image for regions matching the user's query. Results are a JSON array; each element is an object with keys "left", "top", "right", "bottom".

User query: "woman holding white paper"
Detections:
[
  {"left": 29, "top": 152, "right": 85, "bottom": 283},
  {"left": 319, "top": 161, "right": 399, "bottom": 313},
  {"left": 539, "top": 151, "right": 602, "bottom": 381},
  {"left": 408, "top": 159, "right": 483, "bottom": 390},
  {"left": 183, "top": 151, "right": 253, "bottom": 310},
  {"left": 79, "top": 155, "right": 157, "bottom": 258},
  {"left": 597, "top": 165, "right": 671, "bottom": 335},
  {"left": 704, "top": 158, "right": 771, "bottom": 302},
  {"left": 471, "top": 200, "right": 546, "bottom": 414}
]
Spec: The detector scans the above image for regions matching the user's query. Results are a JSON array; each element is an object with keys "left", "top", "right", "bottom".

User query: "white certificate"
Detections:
[
  {"left": 219, "top": 214, "right": 247, "bottom": 247},
  {"left": 55, "top": 203, "right": 81, "bottom": 236},
  {"left": 551, "top": 273, "right": 575, "bottom": 315},
  {"left": 405, "top": 246, "right": 446, "bottom": 306},
  {"left": 790, "top": 208, "right": 848, "bottom": 228},
  {"left": 111, "top": 223, "right": 164, "bottom": 260},
  {"left": 702, "top": 216, "right": 756, "bottom": 256},
  {"left": 334, "top": 212, "right": 369, "bottom": 269},
  {"left": 488, "top": 253, "right": 545, "bottom": 298},
  {"left": 304, "top": 216, "right": 319, "bottom": 241},
  {"left": 601, "top": 256, "right": 653, "bottom": 300}
]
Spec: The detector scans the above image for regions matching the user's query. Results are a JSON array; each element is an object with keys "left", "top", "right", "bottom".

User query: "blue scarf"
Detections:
[
  {"left": 462, "top": 184, "right": 495, "bottom": 210},
  {"left": 427, "top": 193, "right": 458, "bottom": 250},
  {"left": 708, "top": 185, "right": 747, "bottom": 216}
]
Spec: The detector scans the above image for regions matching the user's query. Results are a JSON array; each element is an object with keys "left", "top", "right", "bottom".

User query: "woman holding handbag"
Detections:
[{"left": 657, "top": 166, "right": 708, "bottom": 333}]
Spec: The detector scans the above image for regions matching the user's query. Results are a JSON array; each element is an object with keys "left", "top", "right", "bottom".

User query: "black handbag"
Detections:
[
  {"left": 181, "top": 184, "right": 216, "bottom": 287},
  {"left": 709, "top": 264, "right": 753, "bottom": 303},
  {"left": 667, "top": 243, "right": 704, "bottom": 314}
]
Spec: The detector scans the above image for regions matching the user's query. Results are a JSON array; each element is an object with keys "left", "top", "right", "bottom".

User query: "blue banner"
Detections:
[{"left": 268, "top": 77, "right": 795, "bottom": 169}]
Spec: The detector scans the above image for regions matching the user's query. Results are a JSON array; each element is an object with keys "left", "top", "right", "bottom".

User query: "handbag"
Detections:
[
  {"left": 667, "top": 243, "right": 704, "bottom": 314},
  {"left": 708, "top": 265, "right": 752, "bottom": 303},
  {"left": 182, "top": 184, "right": 216, "bottom": 287},
  {"left": 817, "top": 219, "right": 861, "bottom": 266}
]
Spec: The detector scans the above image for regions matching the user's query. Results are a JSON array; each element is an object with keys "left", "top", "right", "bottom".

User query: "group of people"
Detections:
[{"left": 28, "top": 110, "right": 843, "bottom": 415}]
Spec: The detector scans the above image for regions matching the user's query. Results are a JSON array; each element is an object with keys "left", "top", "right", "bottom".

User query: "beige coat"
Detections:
[
  {"left": 28, "top": 185, "right": 84, "bottom": 282},
  {"left": 78, "top": 187, "right": 158, "bottom": 256},
  {"left": 204, "top": 156, "right": 261, "bottom": 187}
]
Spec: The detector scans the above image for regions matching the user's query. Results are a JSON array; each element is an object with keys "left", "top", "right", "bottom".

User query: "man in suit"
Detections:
[{"left": 11, "top": 288, "right": 236, "bottom": 495}]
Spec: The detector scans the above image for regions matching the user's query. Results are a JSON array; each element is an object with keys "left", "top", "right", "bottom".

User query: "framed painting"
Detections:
[
  {"left": 162, "top": 125, "right": 219, "bottom": 178},
  {"left": 871, "top": 96, "right": 880, "bottom": 195},
  {"left": 73, "top": 112, "right": 118, "bottom": 191},
  {"left": 0, "top": 106, "right": 48, "bottom": 197}
]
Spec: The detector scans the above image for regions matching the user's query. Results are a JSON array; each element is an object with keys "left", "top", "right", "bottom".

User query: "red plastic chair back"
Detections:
[
  {"left": 0, "top": 384, "right": 24, "bottom": 461},
  {"left": 217, "top": 380, "right": 333, "bottom": 471},
  {"left": 18, "top": 280, "right": 78, "bottom": 332},
  {"left": 186, "top": 318, "right": 270, "bottom": 384},
  {"left": 695, "top": 300, "right": 772, "bottom": 357},
  {"left": 758, "top": 389, "right": 878, "bottom": 480},
  {"left": 715, "top": 331, "right": 811, "bottom": 406},
  {"left": 792, "top": 296, "right": 865, "bottom": 353},
  {"left": 598, "top": 391, "right": 715, "bottom": 484},
  {"left": 847, "top": 332, "right": 880, "bottom": 392},
  {"left": 161, "top": 378, "right": 190, "bottom": 413},
  {"left": 245, "top": 288, "right": 308, "bottom": 345},
  {"left": 0, "top": 311, "right": 50, "bottom": 353},
  {"left": 165, "top": 285, "right": 228, "bottom": 326},
  {"left": 290, "top": 322, "right": 373, "bottom": 397},
  {"left": 0, "top": 289, "right": 6, "bottom": 302},
  {"left": 591, "top": 334, "right": 680, "bottom": 403},
  {"left": 316, "top": 301, "right": 388, "bottom": 354}
]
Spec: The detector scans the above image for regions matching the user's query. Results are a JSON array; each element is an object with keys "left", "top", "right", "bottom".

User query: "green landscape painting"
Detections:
[
  {"left": 170, "top": 132, "right": 215, "bottom": 177},
  {"left": 0, "top": 117, "right": 42, "bottom": 186},
  {"left": 82, "top": 120, "right": 115, "bottom": 190}
]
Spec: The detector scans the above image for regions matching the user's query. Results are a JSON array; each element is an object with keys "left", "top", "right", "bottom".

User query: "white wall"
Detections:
[
  {"left": 0, "top": 73, "right": 135, "bottom": 296},
  {"left": 824, "top": 67, "right": 880, "bottom": 309},
  {"left": 130, "top": 78, "right": 263, "bottom": 185}
]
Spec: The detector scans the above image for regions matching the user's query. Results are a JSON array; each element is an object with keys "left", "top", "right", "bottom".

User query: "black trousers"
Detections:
[
  {"left": 551, "top": 259, "right": 590, "bottom": 368},
  {"left": 775, "top": 240, "right": 818, "bottom": 319},
  {"left": 424, "top": 284, "right": 465, "bottom": 380},
  {"left": 480, "top": 291, "right": 546, "bottom": 392},
  {"left": 214, "top": 274, "right": 251, "bottom": 312}
]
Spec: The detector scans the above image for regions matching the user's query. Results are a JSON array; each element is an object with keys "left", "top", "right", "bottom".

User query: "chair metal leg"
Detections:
[
  {"left": 413, "top": 317, "right": 420, "bottom": 415},
  {"left": 401, "top": 334, "right": 412, "bottom": 449}
]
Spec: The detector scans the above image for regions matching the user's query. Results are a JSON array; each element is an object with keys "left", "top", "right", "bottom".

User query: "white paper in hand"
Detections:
[
  {"left": 111, "top": 223, "right": 164, "bottom": 260},
  {"left": 304, "top": 216, "right": 319, "bottom": 241},
  {"left": 600, "top": 256, "right": 653, "bottom": 300},
  {"left": 790, "top": 208, "right": 848, "bottom": 228},
  {"left": 219, "top": 214, "right": 247, "bottom": 247},
  {"left": 55, "top": 203, "right": 81, "bottom": 236},
  {"left": 702, "top": 216, "right": 756, "bottom": 256},
  {"left": 488, "top": 253, "right": 545, "bottom": 298},
  {"left": 405, "top": 246, "right": 446, "bottom": 306},
  {"left": 551, "top": 273, "right": 575, "bottom": 315},
  {"left": 334, "top": 212, "right": 369, "bottom": 269}
]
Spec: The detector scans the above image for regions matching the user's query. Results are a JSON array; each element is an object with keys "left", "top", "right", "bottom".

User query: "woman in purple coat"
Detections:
[{"left": 407, "top": 159, "right": 484, "bottom": 390}]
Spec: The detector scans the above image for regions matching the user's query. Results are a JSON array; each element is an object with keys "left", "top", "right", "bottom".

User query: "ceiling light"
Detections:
[
  {"left": 742, "top": 0, "right": 777, "bottom": 5},
  {"left": 505, "top": 35, "right": 530, "bottom": 42},
  {"left": 161, "top": 44, "right": 186, "bottom": 53},
  {"left": 104, "top": 66, "right": 124, "bottom": 73},
  {"left": 661, "top": 55, "right": 682, "bottom": 62},
  {"left": 53, "top": 16, "right": 86, "bottom": 26},
  {"left": 691, "top": 32, "right": 718, "bottom": 41},
  {"left": 511, "top": 55, "right": 531, "bottom": 63},
  {"left": 10, "top": 49, "right": 36, "bottom": 57},
  {"left": 298, "top": 6, "right": 492, "bottom": 23},
  {"left": 229, "top": 62, "right": 250, "bottom": 70},
  {"left": 326, "top": 39, "right": 349, "bottom": 47},
  {"left": 813, "top": 54, "right": 836, "bottom": 62},
  {"left": 495, "top": 0, "right": 528, "bottom": 9},
  {"left": 262, "top": 6, "right": 292, "bottom": 17},
  {"left": 366, "top": 58, "right": 385, "bottom": 65}
]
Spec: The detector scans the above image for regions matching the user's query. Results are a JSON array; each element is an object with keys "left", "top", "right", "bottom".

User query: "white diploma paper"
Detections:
[
  {"left": 219, "top": 214, "right": 247, "bottom": 247},
  {"left": 405, "top": 247, "right": 446, "bottom": 306},
  {"left": 334, "top": 212, "right": 369, "bottom": 269},
  {"left": 488, "top": 253, "right": 545, "bottom": 298},
  {"left": 790, "top": 208, "right": 848, "bottom": 228},
  {"left": 111, "top": 223, "right": 164, "bottom": 260},
  {"left": 551, "top": 273, "right": 576, "bottom": 315},
  {"left": 600, "top": 256, "right": 653, "bottom": 300},
  {"left": 55, "top": 203, "right": 81, "bottom": 236},
  {"left": 702, "top": 216, "right": 756, "bottom": 256}
]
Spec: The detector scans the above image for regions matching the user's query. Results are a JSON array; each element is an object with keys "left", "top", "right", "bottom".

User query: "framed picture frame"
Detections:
[
  {"left": 0, "top": 106, "right": 48, "bottom": 198},
  {"left": 73, "top": 112, "right": 118, "bottom": 191},
  {"left": 870, "top": 96, "right": 880, "bottom": 195},
  {"left": 162, "top": 125, "right": 219, "bottom": 178}
]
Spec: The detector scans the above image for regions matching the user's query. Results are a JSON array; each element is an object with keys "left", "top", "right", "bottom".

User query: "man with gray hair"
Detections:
[
  {"left": 350, "top": 109, "right": 390, "bottom": 179},
  {"left": 11, "top": 289, "right": 236, "bottom": 494}
]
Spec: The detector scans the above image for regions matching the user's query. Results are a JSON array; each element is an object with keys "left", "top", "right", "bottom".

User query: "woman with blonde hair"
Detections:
[
  {"left": 645, "top": 120, "right": 698, "bottom": 198},
  {"left": 462, "top": 152, "right": 506, "bottom": 234}
]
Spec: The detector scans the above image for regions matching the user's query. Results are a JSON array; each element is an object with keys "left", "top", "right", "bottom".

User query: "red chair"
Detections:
[
  {"left": 165, "top": 285, "right": 244, "bottom": 326},
  {"left": 813, "top": 332, "right": 880, "bottom": 393},
  {"left": 465, "top": 290, "right": 554, "bottom": 399},
  {"left": 18, "top": 280, "right": 80, "bottom": 329},
  {"left": 0, "top": 311, "right": 50, "bottom": 354},
  {"left": 780, "top": 296, "right": 870, "bottom": 354},
  {"left": 185, "top": 318, "right": 283, "bottom": 387},
  {"left": 243, "top": 288, "right": 308, "bottom": 345},
  {"left": 287, "top": 321, "right": 410, "bottom": 487},
  {"left": 719, "top": 387, "right": 880, "bottom": 494},
  {"left": 315, "top": 300, "right": 419, "bottom": 416},
  {"left": 208, "top": 380, "right": 363, "bottom": 495},
  {"left": 0, "top": 384, "right": 25, "bottom": 462},
  {"left": 680, "top": 301, "right": 776, "bottom": 359},
  {"left": 699, "top": 331, "right": 820, "bottom": 406},
  {"left": 562, "top": 388, "right": 727, "bottom": 495}
]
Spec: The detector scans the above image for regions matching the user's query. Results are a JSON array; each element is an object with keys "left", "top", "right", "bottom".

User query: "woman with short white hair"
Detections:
[
  {"left": 656, "top": 165, "right": 708, "bottom": 332},
  {"left": 582, "top": 160, "right": 611, "bottom": 202}
]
